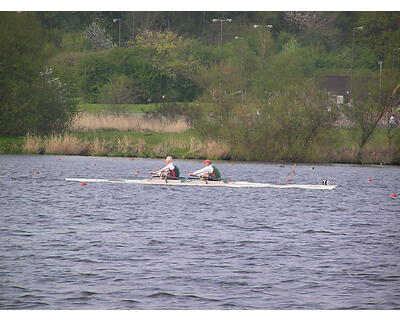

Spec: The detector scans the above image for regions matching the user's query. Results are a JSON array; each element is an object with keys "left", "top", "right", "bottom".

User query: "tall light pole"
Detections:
[
  {"left": 234, "top": 36, "right": 245, "bottom": 102},
  {"left": 378, "top": 60, "right": 383, "bottom": 90},
  {"left": 351, "top": 26, "right": 363, "bottom": 97},
  {"left": 212, "top": 18, "right": 232, "bottom": 103},
  {"left": 351, "top": 27, "right": 363, "bottom": 80},
  {"left": 253, "top": 24, "right": 273, "bottom": 58},
  {"left": 212, "top": 18, "right": 232, "bottom": 62},
  {"left": 113, "top": 18, "right": 121, "bottom": 47},
  {"left": 393, "top": 48, "right": 400, "bottom": 70}
]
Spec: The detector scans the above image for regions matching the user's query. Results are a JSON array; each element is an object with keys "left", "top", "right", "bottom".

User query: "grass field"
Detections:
[{"left": 78, "top": 103, "right": 158, "bottom": 114}]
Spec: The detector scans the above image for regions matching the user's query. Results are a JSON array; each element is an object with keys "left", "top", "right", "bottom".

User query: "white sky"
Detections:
[{"left": 1, "top": 0, "right": 400, "bottom": 11}]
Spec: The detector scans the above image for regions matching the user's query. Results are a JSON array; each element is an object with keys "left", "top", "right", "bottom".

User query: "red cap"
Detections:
[{"left": 203, "top": 159, "right": 212, "bottom": 165}]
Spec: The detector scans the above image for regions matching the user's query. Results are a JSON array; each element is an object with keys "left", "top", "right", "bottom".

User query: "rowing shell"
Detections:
[{"left": 65, "top": 178, "right": 337, "bottom": 190}]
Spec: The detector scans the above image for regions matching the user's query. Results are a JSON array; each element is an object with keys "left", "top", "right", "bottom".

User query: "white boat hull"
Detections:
[{"left": 65, "top": 178, "right": 337, "bottom": 190}]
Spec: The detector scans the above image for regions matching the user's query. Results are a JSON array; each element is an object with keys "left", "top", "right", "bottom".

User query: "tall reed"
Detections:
[
  {"left": 43, "top": 134, "right": 90, "bottom": 155},
  {"left": 23, "top": 133, "right": 42, "bottom": 153},
  {"left": 72, "top": 113, "right": 189, "bottom": 133}
]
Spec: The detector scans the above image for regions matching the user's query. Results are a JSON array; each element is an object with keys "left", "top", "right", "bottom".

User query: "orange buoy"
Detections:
[
  {"left": 80, "top": 182, "right": 87, "bottom": 186},
  {"left": 391, "top": 193, "right": 397, "bottom": 198}
]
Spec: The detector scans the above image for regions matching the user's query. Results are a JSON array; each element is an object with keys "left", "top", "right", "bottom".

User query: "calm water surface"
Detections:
[{"left": 0, "top": 155, "right": 399, "bottom": 309}]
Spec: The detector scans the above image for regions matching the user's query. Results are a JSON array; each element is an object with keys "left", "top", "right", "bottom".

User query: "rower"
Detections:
[
  {"left": 188, "top": 159, "right": 221, "bottom": 181},
  {"left": 149, "top": 156, "right": 180, "bottom": 180}
]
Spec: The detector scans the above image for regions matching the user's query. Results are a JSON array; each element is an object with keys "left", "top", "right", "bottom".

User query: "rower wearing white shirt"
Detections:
[
  {"left": 188, "top": 159, "right": 222, "bottom": 181},
  {"left": 149, "top": 156, "right": 180, "bottom": 179}
]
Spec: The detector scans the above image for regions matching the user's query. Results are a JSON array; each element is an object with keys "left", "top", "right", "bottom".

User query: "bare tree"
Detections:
[{"left": 341, "top": 72, "right": 392, "bottom": 161}]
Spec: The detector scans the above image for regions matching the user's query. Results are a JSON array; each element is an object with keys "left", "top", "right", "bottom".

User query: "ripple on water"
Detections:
[{"left": 0, "top": 155, "right": 400, "bottom": 309}]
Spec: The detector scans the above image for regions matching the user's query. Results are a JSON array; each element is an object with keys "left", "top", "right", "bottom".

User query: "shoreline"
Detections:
[
  {"left": 1, "top": 152, "right": 399, "bottom": 168},
  {"left": 1, "top": 128, "right": 399, "bottom": 166}
]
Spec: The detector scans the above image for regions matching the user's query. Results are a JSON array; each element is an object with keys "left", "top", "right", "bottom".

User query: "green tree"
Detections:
[
  {"left": 252, "top": 40, "right": 316, "bottom": 98},
  {"left": 0, "top": 12, "right": 78, "bottom": 136},
  {"left": 357, "top": 12, "right": 400, "bottom": 62}
]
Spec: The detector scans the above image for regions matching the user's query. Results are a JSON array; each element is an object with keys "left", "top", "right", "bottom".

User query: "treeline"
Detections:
[
  {"left": 33, "top": 11, "right": 400, "bottom": 105},
  {"left": 1, "top": 11, "right": 400, "bottom": 162}
]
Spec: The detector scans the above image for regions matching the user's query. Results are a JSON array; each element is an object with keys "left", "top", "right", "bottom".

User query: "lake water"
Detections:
[{"left": 0, "top": 155, "right": 399, "bottom": 310}]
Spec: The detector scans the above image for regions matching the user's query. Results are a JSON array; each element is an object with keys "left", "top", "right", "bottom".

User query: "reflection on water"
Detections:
[{"left": 0, "top": 155, "right": 399, "bottom": 309}]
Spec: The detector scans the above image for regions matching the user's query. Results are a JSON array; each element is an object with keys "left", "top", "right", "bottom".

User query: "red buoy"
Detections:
[
  {"left": 136, "top": 170, "right": 140, "bottom": 174},
  {"left": 3, "top": 162, "right": 8, "bottom": 166},
  {"left": 368, "top": 178, "right": 373, "bottom": 182},
  {"left": 35, "top": 170, "right": 40, "bottom": 174},
  {"left": 80, "top": 182, "right": 87, "bottom": 186},
  {"left": 291, "top": 170, "right": 296, "bottom": 174},
  {"left": 56, "top": 157, "right": 61, "bottom": 160},
  {"left": 391, "top": 193, "right": 397, "bottom": 198},
  {"left": 285, "top": 178, "right": 292, "bottom": 182}
]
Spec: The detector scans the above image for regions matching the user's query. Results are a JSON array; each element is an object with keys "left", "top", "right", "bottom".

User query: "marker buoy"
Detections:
[
  {"left": 291, "top": 170, "right": 296, "bottom": 174},
  {"left": 136, "top": 170, "right": 140, "bottom": 174},
  {"left": 80, "top": 182, "right": 87, "bottom": 186},
  {"left": 35, "top": 170, "right": 40, "bottom": 174},
  {"left": 56, "top": 157, "right": 61, "bottom": 160},
  {"left": 285, "top": 178, "right": 292, "bottom": 182},
  {"left": 391, "top": 193, "right": 397, "bottom": 198},
  {"left": 3, "top": 162, "right": 8, "bottom": 166},
  {"left": 368, "top": 178, "right": 373, "bottom": 182}
]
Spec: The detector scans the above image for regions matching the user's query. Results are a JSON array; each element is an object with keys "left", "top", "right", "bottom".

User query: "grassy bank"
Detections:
[
  {"left": 1, "top": 104, "right": 399, "bottom": 164},
  {"left": 1, "top": 128, "right": 399, "bottom": 164},
  {"left": 78, "top": 103, "right": 158, "bottom": 114},
  {"left": 19, "top": 131, "right": 229, "bottom": 159}
]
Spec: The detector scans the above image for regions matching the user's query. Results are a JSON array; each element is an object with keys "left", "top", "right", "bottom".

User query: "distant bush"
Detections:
[{"left": 99, "top": 75, "right": 144, "bottom": 114}]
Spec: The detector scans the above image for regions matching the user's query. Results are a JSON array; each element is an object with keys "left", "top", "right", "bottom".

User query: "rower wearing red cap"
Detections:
[{"left": 188, "top": 159, "right": 222, "bottom": 181}]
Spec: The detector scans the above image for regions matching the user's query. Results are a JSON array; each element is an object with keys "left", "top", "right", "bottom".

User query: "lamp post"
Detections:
[
  {"left": 113, "top": 18, "right": 121, "bottom": 47},
  {"left": 351, "top": 26, "right": 363, "bottom": 97},
  {"left": 234, "top": 36, "right": 245, "bottom": 102},
  {"left": 253, "top": 24, "right": 273, "bottom": 58},
  {"left": 212, "top": 18, "right": 232, "bottom": 102},
  {"left": 351, "top": 26, "right": 363, "bottom": 80},
  {"left": 212, "top": 18, "right": 232, "bottom": 62},
  {"left": 393, "top": 48, "right": 400, "bottom": 70}
]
